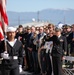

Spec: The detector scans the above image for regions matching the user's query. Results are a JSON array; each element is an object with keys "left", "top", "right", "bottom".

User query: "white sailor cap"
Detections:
[{"left": 6, "top": 27, "right": 16, "bottom": 32}]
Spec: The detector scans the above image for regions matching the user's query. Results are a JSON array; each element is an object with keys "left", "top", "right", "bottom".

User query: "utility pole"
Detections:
[
  {"left": 64, "top": 10, "right": 66, "bottom": 24},
  {"left": 37, "top": 11, "right": 40, "bottom": 22},
  {"left": 18, "top": 15, "right": 20, "bottom": 25},
  {"left": 64, "top": 15, "right": 65, "bottom": 24}
]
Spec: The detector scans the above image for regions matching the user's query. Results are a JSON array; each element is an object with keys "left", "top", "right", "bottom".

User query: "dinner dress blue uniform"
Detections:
[
  {"left": 0, "top": 39, "right": 23, "bottom": 75},
  {"left": 51, "top": 35, "right": 67, "bottom": 75}
]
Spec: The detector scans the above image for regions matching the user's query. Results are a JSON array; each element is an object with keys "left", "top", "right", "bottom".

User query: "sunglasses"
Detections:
[
  {"left": 40, "top": 29, "right": 42, "bottom": 30},
  {"left": 48, "top": 27, "right": 52, "bottom": 28}
]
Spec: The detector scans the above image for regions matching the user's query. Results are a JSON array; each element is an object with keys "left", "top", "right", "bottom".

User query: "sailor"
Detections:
[{"left": 0, "top": 27, "right": 23, "bottom": 75}]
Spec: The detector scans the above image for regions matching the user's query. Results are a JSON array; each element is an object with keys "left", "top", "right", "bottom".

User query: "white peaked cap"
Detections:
[
  {"left": 57, "top": 23, "right": 64, "bottom": 29},
  {"left": 6, "top": 27, "right": 16, "bottom": 32}
]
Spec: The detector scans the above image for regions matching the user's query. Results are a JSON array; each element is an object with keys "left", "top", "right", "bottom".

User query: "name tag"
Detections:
[{"left": 60, "top": 39, "right": 63, "bottom": 42}]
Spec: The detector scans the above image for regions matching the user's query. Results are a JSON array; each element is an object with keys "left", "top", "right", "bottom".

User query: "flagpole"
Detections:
[
  {"left": 1, "top": 0, "right": 8, "bottom": 52},
  {"left": 4, "top": 32, "right": 7, "bottom": 52},
  {"left": 0, "top": 0, "right": 8, "bottom": 61}
]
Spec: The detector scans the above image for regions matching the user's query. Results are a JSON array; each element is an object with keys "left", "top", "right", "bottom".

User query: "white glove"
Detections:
[
  {"left": 19, "top": 65, "right": 23, "bottom": 73},
  {"left": 1, "top": 51, "right": 9, "bottom": 59}
]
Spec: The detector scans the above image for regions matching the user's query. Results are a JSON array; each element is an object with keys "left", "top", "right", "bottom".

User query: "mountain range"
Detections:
[{"left": 7, "top": 8, "right": 74, "bottom": 26}]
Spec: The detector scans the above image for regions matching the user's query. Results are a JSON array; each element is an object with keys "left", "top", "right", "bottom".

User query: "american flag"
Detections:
[{"left": 0, "top": 0, "right": 8, "bottom": 41}]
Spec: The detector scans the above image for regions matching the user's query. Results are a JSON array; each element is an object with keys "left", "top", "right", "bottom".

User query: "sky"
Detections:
[{"left": 7, "top": 0, "right": 74, "bottom": 12}]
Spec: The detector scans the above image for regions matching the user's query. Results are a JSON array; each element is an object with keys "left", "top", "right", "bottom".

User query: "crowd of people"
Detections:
[
  {"left": 15, "top": 23, "right": 74, "bottom": 75},
  {"left": 0, "top": 23, "right": 74, "bottom": 75}
]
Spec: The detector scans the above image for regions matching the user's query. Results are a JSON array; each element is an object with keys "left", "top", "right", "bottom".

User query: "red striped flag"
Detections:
[{"left": 0, "top": 0, "right": 8, "bottom": 41}]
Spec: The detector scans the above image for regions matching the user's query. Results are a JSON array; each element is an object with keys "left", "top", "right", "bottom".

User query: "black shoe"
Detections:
[
  {"left": 33, "top": 72, "right": 41, "bottom": 75},
  {"left": 28, "top": 69, "right": 34, "bottom": 73}
]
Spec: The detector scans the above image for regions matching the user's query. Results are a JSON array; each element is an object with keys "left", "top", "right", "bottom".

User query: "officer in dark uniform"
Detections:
[
  {"left": 62, "top": 25, "right": 72, "bottom": 55},
  {"left": 51, "top": 28, "right": 67, "bottom": 75},
  {"left": 68, "top": 24, "right": 74, "bottom": 56},
  {"left": 0, "top": 27, "right": 23, "bottom": 75}
]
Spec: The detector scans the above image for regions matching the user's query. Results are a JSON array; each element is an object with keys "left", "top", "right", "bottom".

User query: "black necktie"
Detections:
[
  {"left": 73, "top": 33, "right": 74, "bottom": 38},
  {"left": 38, "top": 34, "right": 41, "bottom": 39}
]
